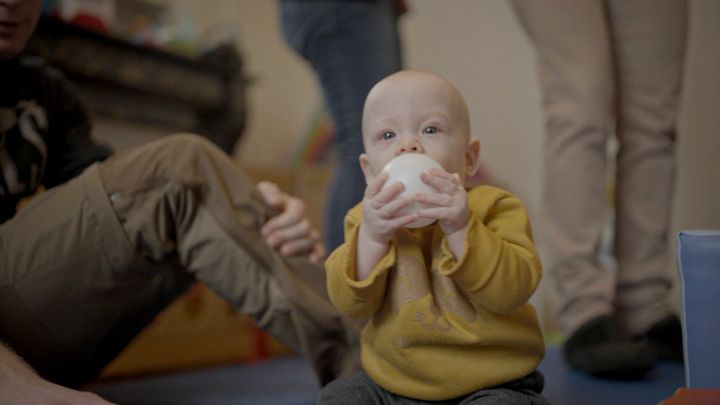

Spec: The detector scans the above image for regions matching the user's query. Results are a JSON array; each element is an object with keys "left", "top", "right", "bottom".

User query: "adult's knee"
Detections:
[
  {"left": 153, "top": 133, "right": 228, "bottom": 169},
  {"left": 100, "top": 133, "right": 232, "bottom": 193}
]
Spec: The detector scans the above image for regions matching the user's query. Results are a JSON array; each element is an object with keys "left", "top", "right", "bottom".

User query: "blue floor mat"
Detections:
[
  {"left": 539, "top": 345, "right": 685, "bottom": 405},
  {"left": 89, "top": 356, "right": 320, "bottom": 405},
  {"left": 89, "top": 346, "right": 685, "bottom": 404}
]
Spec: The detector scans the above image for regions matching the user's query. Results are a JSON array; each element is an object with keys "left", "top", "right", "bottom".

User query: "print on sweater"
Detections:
[
  {"left": 389, "top": 229, "right": 478, "bottom": 348},
  {"left": 0, "top": 99, "right": 48, "bottom": 198}
]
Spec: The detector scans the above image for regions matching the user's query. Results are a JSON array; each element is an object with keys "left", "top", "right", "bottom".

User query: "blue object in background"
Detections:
[{"left": 677, "top": 230, "right": 720, "bottom": 388}]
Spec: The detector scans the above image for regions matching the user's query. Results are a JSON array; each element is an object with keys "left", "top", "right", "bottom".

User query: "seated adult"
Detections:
[{"left": 0, "top": 0, "right": 359, "bottom": 402}]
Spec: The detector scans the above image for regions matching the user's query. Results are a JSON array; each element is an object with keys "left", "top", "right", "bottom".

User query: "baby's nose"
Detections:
[{"left": 396, "top": 138, "right": 424, "bottom": 155}]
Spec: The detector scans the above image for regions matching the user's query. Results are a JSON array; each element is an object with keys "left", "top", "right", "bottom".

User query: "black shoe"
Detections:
[
  {"left": 637, "top": 315, "right": 684, "bottom": 362},
  {"left": 563, "top": 315, "right": 657, "bottom": 379}
]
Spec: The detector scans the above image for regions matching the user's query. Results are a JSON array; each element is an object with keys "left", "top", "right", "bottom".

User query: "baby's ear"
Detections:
[
  {"left": 465, "top": 138, "right": 481, "bottom": 178},
  {"left": 359, "top": 154, "right": 373, "bottom": 186}
]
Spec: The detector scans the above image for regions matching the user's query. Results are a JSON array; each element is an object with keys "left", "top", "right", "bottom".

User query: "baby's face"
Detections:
[{"left": 360, "top": 71, "right": 478, "bottom": 183}]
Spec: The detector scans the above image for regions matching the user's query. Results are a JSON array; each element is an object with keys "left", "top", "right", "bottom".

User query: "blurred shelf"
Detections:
[{"left": 27, "top": 15, "right": 246, "bottom": 153}]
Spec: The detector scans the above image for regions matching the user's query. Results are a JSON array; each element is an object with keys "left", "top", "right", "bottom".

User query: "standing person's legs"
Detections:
[
  {"left": 608, "top": 0, "right": 687, "bottom": 335},
  {"left": 511, "top": 0, "right": 616, "bottom": 335},
  {"left": 280, "top": 0, "right": 403, "bottom": 253},
  {"left": 511, "top": 0, "right": 657, "bottom": 376}
]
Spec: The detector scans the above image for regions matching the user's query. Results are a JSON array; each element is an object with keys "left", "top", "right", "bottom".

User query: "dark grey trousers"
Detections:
[{"left": 319, "top": 370, "right": 549, "bottom": 405}]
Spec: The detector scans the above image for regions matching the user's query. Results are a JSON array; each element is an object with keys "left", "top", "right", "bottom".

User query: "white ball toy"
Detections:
[{"left": 381, "top": 153, "right": 443, "bottom": 228}]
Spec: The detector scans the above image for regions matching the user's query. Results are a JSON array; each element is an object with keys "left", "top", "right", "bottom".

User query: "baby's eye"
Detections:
[
  {"left": 422, "top": 126, "right": 439, "bottom": 134},
  {"left": 381, "top": 131, "right": 396, "bottom": 140}
]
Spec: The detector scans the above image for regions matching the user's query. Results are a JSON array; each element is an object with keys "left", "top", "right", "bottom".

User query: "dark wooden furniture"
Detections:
[{"left": 27, "top": 15, "right": 247, "bottom": 153}]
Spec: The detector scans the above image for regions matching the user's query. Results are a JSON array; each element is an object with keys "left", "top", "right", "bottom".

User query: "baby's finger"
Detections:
[
  {"left": 420, "top": 171, "right": 457, "bottom": 194},
  {"left": 393, "top": 212, "right": 423, "bottom": 228},
  {"left": 416, "top": 206, "right": 453, "bottom": 220},
  {"left": 415, "top": 192, "right": 452, "bottom": 207},
  {"left": 365, "top": 171, "right": 389, "bottom": 199},
  {"left": 429, "top": 167, "right": 455, "bottom": 181},
  {"left": 373, "top": 180, "right": 406, "bottom": 205},
  {"left": 377, "top": 194, "right": 415, "bottom": 217}
]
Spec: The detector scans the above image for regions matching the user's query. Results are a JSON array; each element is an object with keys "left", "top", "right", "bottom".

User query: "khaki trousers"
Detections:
[
  {"left": 511, "top": 0, "right": 687, "bottom": 335},
  {"left": 0, "top": 134, "right": 359, "bottom": 387}
]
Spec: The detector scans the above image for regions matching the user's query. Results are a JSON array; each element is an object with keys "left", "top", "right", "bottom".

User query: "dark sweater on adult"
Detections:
[{"left": 0, "top": 55, "right": 111, "bottom": 223}]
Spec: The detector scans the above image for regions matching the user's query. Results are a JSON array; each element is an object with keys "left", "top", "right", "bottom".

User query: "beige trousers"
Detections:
[
  {"left": 511, "top": 0, "right": 687, "bottom": 335},
  {"left": 0, "top": 134, "right": 359, "bottom": 387}
]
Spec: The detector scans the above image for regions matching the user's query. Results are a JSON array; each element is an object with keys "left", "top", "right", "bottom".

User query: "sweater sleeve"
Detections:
[
  {"left": 435, "top": 186, "right": 542, "bottom": 314},
  {"left": 325, "top": 204, "right": 396, "bottom": 318}
]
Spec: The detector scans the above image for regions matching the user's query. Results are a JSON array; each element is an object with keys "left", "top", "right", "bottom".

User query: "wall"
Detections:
[
  {"left": 97, "top": 0, "right": 720, "bottom": 331},
  {"left": 185, "top": 0, "right": 719, "bottom": 227}
]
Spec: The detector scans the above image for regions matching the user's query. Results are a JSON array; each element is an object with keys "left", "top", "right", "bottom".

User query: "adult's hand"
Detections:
[
  {"left": 257, "top": 181, "right": 326, "bottom": 263},
  {"left": 0, "top": 343, "right": 114, "bottom": 405}
]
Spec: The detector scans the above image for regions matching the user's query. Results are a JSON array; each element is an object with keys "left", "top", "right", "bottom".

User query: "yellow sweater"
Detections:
[{"left": 325, "top": 185, "right": 545, "bottom": 400}]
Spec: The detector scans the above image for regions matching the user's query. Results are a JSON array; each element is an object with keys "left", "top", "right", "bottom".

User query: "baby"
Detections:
[{"left": 320, "top": 70, "right": 548, "bottom": 404}]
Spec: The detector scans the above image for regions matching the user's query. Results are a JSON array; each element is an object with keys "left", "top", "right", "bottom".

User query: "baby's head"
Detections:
[{"left": 359, "top": 70, "right": 480, "bottom": 185}]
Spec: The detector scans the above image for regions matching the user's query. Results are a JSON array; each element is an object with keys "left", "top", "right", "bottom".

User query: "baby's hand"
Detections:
[
  {"left": 361, "top": 171, "right": 418, "bottom": 244},
  {"left": 415, "top": 168, "right": 470, "bottom": 235}
]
